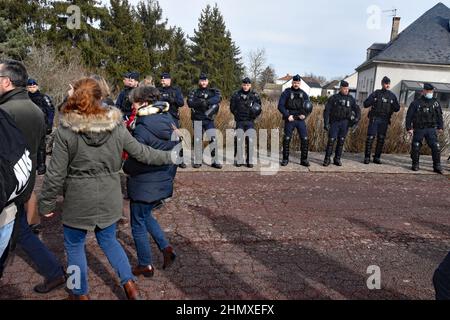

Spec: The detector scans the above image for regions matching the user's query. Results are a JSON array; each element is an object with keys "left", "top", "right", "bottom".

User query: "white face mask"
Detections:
[{"left": 425, "top": 93, "right": 434, "bottom": 100}]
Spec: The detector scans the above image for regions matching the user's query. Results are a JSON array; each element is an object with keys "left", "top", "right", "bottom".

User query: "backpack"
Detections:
[{"left": 0, "top": 108, "right": 32, "bottom": 211}]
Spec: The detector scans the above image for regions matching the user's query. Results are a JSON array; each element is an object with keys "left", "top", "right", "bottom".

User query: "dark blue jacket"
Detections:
[
  {"left": 158, "top": 86, "right": 185, "bottom": 120},
  {"left": 363, "top": 89, "right": 400, "bottom": 120},
  {"left": 28, "top": 91, "right": 55, "bottom": 133},
  {"left": 278, "top": 87, "right": 310, "bottom": 120},
  {"left": 405, "top": 96, "right": 444, "bottom": 131},
  {"left": 115, "top": 87, "right": 133, "bottom": 118},
  {"left": 123, "top": 111, "right": 179, "bottom": 204},
  {"left": 187, "top": 87, "right": 222, "bottom": 121}
]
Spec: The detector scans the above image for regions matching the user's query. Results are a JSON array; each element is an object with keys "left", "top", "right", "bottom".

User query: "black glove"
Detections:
[{"left": 199, "top": 99, "right": 209, "bottom": 110}]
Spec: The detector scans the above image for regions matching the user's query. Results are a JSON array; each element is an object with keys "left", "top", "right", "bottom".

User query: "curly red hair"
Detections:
[{"left": 64, "top": 78, "right": 107, "bottom": 116}]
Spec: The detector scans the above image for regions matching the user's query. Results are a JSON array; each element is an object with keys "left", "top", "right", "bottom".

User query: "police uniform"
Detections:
[
  {"left": 323, "top": 81, "right": 360, "bottom": 166},
  {"left": 116, "top": 71, "right": 139, "bottom": 120},
  {"left": 230, "top": 78, "right": 262, "bottom": 167},
  {"left": 158, "top": 73, "right": 186, "bottom": 168},
  {"left": 363, "top": 76, "right": 400, "bottom": 164},
  {"left": 278, "top": 75, "right": 312, "bottom": 167},
  {"left": 157, "top": 73, "right": 185, "bottom": 127},
  {"left": 187, "top": 74, "right": 222, "bottom": 169},
  {"left": 27, "top": 79, "right": 55, "bottom": 175},
  {"left": 406, "top": 83, "right": 444, "bottom": 174}
]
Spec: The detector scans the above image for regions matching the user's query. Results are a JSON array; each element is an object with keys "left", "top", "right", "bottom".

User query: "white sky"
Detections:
[{"left": 125, "top": 0, "right": 450, "bottom": 80}]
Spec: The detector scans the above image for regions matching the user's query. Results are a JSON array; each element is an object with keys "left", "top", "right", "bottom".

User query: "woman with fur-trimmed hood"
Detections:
[{"left": 38, "top": 78, "right": 175, "bottom": 300}]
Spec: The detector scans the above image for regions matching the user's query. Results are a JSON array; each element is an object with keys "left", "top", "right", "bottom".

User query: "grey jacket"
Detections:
[{"left": 38, "top": 107, "right": 174, "bottom": 231}]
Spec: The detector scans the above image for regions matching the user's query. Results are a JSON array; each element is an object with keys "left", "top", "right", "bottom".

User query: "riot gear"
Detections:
[
  {"left": 286, "top": 91, "right": 305, "bottom": 113},
  {"left": 414, "top": 100, "right": 440, "bottom": 129},
  {"left": 371, "top": 91, "right": 395, "bottom": 119}
]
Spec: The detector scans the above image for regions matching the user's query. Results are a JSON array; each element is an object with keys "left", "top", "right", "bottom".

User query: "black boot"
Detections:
[
  {"left": 37, "top": 149, "right": 47, "bottom": 175},
  {"left": 431, "top": 142, "right": 443, "bottom": 175},
  {"left": 300, "top": 138, "right": 310, "bottom": 167},
  {"left": 373, "top": 135, "right": 386, "bottom": 165},
  {"left": 334, "top": 137, "right": 345, "bottom": 167},
  {"left": 411, "top": 142, "right": 421, "bottom": 172},
  {"left": 210, "top": 138, "right": 222, "bottom": 169},
  {"left": 323, "top": 138, "right": 335, "bottom": 167},
  {"left": 364, "top": 136, "right": 375, "bottom": 164},
  {"left": 281, "top": 137, "right": 290, "bottom": 166},
  {"left": 178, "top": 148, "right": 187, "bottom": 169}
]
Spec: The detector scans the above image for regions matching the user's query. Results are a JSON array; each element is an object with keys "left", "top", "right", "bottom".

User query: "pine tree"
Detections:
[
  {"left": 190, "top": 4, "right": 243, "bottom": 97},
  {"left": 136, "top": 0, "right": 172, "bottom": 74},
  {"left": 159, "top": 27, "right": 198, "bottom": 93},
  {"left": 44, "top": 0, "right": 111, "bottom": 70},
  {"left": 259, "top": 66, "right": 277, "bottom": 90},
  {"left": 0, "top": 17, "right": 32, "bottom": 60},
  {"left": 103, "top": 0, "right": 151, "bottom": 83}
]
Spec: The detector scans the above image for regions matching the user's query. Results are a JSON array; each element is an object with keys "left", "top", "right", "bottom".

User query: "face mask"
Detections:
[{"left": 425, "top": 93, "right": 433, "bottom": 100}]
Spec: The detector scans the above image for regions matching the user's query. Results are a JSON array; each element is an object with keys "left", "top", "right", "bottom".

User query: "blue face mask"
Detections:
[{"left": 425, "top": 93, "right": 434, "bottom": 100}]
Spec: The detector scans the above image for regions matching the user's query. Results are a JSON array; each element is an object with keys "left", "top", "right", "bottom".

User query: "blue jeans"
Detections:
[
  {"left": 329, "top": 120, "right": 350, "bottom": 139},
  {"left": 367, "top": 117, "right": 389, "bottom": 137},
  {"left": 130, "top": 201, "right": 169, "bottom": 267},
  {"left": 434, "top": 251, "right": 450, "bottom": 300},
  {"left": 284, "top": 120, "right": 308, "bottom": 139},
  {"left": 0, "top": 221, "right": 14, "bottom": 257},
  {"left": 64, "top": 223, "right": 134, "bottom": 296},
  {"left": 17, "top": 205, "right": 64, "bottom": 281}
]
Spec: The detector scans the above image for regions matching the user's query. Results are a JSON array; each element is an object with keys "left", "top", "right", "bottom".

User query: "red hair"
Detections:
[{"left": 64, "top": 78, "right": 107, "bottom": 116}]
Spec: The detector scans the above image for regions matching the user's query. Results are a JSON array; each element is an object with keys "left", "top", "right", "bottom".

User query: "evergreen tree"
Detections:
[
  {"left": 103, "top": 0, "right": 151, "bottom": 83},
  {"left": 136, "top": 0, "right": 172, "bottom": 74},
  {"left": 259, "top": 65, "right": 277, "bottom": 89},
  {"left": 0, "top": 17, "right": 32, "bottom": 60},
  {"left": 190, "top": 4, "right": 243, "bottom": 97},
  {"left": 44, "top": 0, "right": 111, "bottom": 70},
  {"left": 159, "top": 27, "right": 197, "bottom": 93}
]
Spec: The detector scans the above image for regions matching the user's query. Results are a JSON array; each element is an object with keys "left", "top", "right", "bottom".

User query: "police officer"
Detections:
[
  {"left": 187, "top": 73, "right": 222, "bottom": 169},
  {"left": 158, "top": 72, "right": 186, "bottom": 169},
  {"left": 363, "top": 76, "right": 400, "bottom": 164},
  {"left": 116, "top": 71, "right": 140, "bottom": 120},
  {"left": 278, "top": 74, "right": 313, "bottom": 167},
  {"left": 406, "top": 83, "right": 444, "bottom": 174},
  {"left": 323, "top": 80, "right": 361, "bottom": 167},
  {"left": 27, "top": 78, "right": 55, "bottom": 175},
  {"left": 230, "top": 77, "right": 262, "bottom": 168}
]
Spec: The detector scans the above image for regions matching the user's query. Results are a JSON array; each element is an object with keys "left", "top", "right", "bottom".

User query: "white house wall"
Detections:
[
  {"left": 375, "top": 64, "right": 450, "bottom": 97},
  {"left": 356, "top": 67, "right": 376, "bottom": 104}
]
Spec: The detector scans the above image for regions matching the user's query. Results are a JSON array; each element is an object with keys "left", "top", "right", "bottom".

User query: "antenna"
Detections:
[{"left": 383, "top": 8, "right": 398, "bottom": 17}]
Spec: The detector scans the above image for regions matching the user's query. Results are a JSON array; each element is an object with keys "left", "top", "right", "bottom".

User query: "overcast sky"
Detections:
[{"left": 127, "top": 0, "right": 450, "bottom": 80}]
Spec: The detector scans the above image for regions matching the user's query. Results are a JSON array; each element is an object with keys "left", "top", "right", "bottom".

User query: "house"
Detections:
[
  {"left": 322, "top": 80, "right": 340, "bottom": 97},
  {"left": 301, "top": 77, "right": 323, "bottom": 97},
  {"left": 355, "top": 2, "right": 450, "bottom": 110}
]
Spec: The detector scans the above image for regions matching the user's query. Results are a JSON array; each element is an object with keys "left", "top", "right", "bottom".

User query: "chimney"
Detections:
[{"left": 390, "top": 16, "right": 401, "bottom": 41}]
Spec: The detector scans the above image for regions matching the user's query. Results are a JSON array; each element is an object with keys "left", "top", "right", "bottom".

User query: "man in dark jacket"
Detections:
[
  {"left": 27, "top": 78, "right": 55, "bottom": 175},
  {"left": 278, "top": 74, "right": 312, "bottom": 167},
  {"left": 323, "top": 80, "right": 361, "bottom": 167},
  {"left": 405, "top": 83, "right": 444, "bottom": 174},
  {"left": 187, "top": 73, "right": 222, "bottom": 169},
  {"left": 123, "top": 86, "right": 178, "bottom": 276},
  {"left": 116, "top": 71, "right": 140, "bottom": 120},
  {"left": 158, "top": 72, "right": 187, "bottom": 169},
  {"left": 230, "top": 77, "right": 262, "bottom": 168},
  {"left": 363, "top": 76, "right": 400, "bottom": 164},
  {"left": 0, "top": 59, "right": 65, "bottom": 293}
]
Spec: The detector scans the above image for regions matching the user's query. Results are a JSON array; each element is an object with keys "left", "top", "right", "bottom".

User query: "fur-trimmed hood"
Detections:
[{"left": 60, "top": 107, "right": 123, "bottom": 147}]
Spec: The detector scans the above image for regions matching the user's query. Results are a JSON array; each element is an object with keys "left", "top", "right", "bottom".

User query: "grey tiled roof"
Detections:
[{"left": 357, "top": 3, "right": 450, "bottom": 69}]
